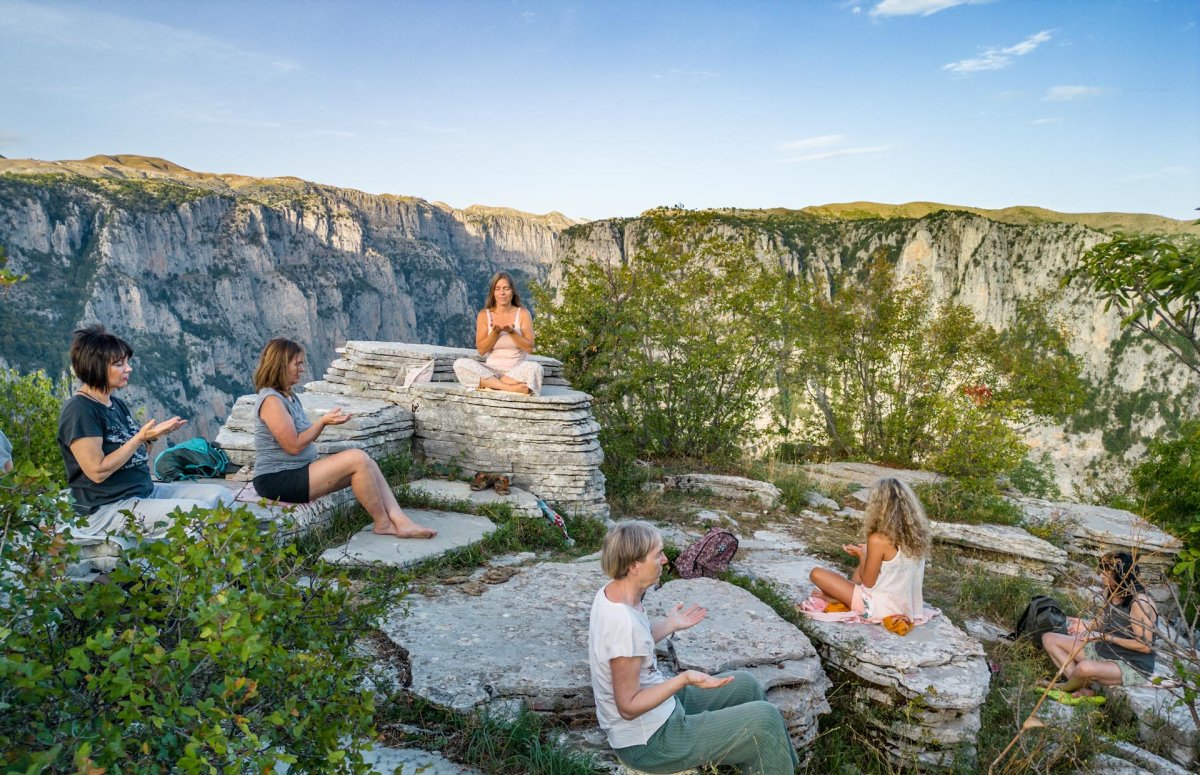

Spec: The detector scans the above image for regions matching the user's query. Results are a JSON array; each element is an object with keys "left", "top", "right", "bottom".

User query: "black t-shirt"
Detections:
[{"left": 57, "top": 394, "right": 153, "bottom": 515}]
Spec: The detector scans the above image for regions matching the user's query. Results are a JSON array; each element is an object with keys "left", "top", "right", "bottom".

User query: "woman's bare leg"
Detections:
[
  {"left": 308, "top": 450, "right": 436, "bottom": 538},
  {"left": 809, "top": 567, "right": 856, "bottom": 608}
]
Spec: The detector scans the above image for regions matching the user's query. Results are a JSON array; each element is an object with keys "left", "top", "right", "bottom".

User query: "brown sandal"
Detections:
[
  {"left": 494, "top": 475, "right": 511, "bottom": 496},
  {"left": 470, "top": 472, "right": 494, "bottom": 491}
]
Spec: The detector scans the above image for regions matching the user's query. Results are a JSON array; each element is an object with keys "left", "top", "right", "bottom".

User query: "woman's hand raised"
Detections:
[
  {"left": 140, "top": 416, "right": 187, "bottom": 442},
  {"left": 319, "top": 408, "right": 352, "bottom": 426}
]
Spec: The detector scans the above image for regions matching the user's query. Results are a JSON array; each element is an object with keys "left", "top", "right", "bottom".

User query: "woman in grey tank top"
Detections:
[
  {"left": 1042, "top": 551, "right": 1157, "bottom": 696},
  {"left": 252, "top": 338, "right": 436, "bottom": 539}
]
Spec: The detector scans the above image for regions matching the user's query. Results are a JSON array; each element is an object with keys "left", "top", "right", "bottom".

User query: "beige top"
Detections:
[{"left": 485, "top": 307, "right": 529, "bottom": 371}]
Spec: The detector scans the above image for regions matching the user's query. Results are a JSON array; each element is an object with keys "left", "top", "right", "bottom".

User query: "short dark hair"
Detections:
[{"left": 70, "top": 324, "right": 134, "bottom": 390}]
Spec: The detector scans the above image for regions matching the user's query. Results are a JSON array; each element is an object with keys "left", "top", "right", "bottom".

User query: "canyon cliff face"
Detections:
[
  {"left": 554, "top": 209, "right": 1199, "bottom": 493},
  {"left": 0, "top": 157, "right": 1194, "bottom": 493},
  {"left": 0, "top": 156, "right": 572, "bottom": 437}
]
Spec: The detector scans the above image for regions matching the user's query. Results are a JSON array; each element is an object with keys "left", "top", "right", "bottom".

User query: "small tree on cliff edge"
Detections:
[{"left": 534, "top": 209, "right": 789, "bottom": 474}]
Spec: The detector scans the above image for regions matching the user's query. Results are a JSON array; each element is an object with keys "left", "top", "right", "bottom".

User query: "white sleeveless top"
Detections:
[{"left": 862, "top": 548, "right": 925, "bottom": 620}]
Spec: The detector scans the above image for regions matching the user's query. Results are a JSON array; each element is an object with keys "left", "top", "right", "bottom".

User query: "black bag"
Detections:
[
  {"left": 153, "top": 438, "right": 230, "bottom": 482},
  {"left": 675, "top": 527, "right": 739, "bottom": 580},
  {"left": 1009, "top": 595, "right": 1067, "bottom": 642}
]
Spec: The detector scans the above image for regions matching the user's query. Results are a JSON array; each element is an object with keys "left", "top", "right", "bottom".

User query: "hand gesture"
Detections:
[
  {"left": 140, "top": 416, "right": 187, "bottom": 442},
  {"left": 843, "top": 543, "right": 867, "bottom": 558},
  {"left": 1066, "top": 617, "right": 1086, "bottom": 636},
  {"left": 320, "top": 408, "right": 352, "bottom": 426},
  {"left": 665, "top": 602, "right": 707, "bottom": 634},
  {"left": 684, "top": 670, "right": 735, "bottom": 690}
]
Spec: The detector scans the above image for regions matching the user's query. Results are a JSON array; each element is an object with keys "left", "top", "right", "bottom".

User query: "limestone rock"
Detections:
[
  {"left": 801, "top": 462, "right": 945, "bottom": 492},
  {"left": 663, "top": 474, "right": 782, "bottom": 507},
  {"left": 405, "top": 478, "right": 542, "bottom": 518},
  {"left": 1107, "top": 685, "right": 1198, "bottom": 769},
  {"left": 319, "top": 509, "right": 496, "bottom": 567},
  {"left": 1013, "top": 497, "right": 1182, "bottom": 569},
  {"left": 734, "top": 549, "right": 990, "bottom": 768}
]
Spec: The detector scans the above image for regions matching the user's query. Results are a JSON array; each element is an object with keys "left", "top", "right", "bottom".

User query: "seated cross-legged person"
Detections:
[
  {"left": 588, "top": 520, "right": 798, "bottom": 775},
  {"left": 252, "top": 337, "right": 436, "bottom": 539},
  {"left": 57, "top": 324, "right": 234, "bottom": 543},
  {"left": 452, "top": 271, "right": 543, "bottom": 395}
]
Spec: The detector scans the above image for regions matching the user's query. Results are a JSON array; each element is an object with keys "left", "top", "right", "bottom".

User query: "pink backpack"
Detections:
[{"left": 675, "top": 527, "right": 739, "bottom": 579}]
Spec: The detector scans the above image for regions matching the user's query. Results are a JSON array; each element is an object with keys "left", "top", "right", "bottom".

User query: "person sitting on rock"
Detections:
[
  {"left": 808, "top": 477, "right": 932, "bottom": 628},
  {"left": 452, "top": 271, "right": 543, "bottom": 395},
  {"left": 56, "top": 324, "right": 235, "bottom": 542},
  {"left": 588, "top": 520, "right": 798, "bottom": 775},
  {"left": 1041, "top": 551, "right": 1157, "bottom": 696},
  {"left": 252, "top": 337, "right": 436, "bottom": 539}
]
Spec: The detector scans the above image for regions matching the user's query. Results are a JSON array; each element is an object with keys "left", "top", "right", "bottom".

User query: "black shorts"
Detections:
[{"left": 253, "top": 465, "right": 311, "bottom": 503}]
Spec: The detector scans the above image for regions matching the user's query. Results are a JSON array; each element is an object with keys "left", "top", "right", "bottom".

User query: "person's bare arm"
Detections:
[
  {"left": 258, "top": 395, "right": 344, "bottom": 456},
  {"left": 475, "top": 310, "right": 501, "bottom": 355},
  {"left": 857, "top": 533, "right": 893, "bottom": 588},
  {"left": 1097, "top": 596, "right": 1156, "bottom": 653},
  {"left": 650, "top": 603, "right": 707, "bottom": 643},
  {"left": 69, "top": 416, "right": 186, "bottom": 483},
  {"left": 610, "top": 657, "right": 732, "bottom": 721}
]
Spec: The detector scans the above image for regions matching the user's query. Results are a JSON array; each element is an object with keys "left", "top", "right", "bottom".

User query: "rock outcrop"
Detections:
[
  {"left": 663, "top": 473, "right": 783, "bottom": 507},
  {"left": 1013, "top": 497, "right": 1182, "bottom": 570}
]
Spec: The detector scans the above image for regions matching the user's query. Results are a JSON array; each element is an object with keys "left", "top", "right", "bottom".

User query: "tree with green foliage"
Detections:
[
  {"left": 0, "top": 243, "right": 25, "bottom": 291},
  {"left": 534, "top": 209, "right": 790, "bottom": 485},
  {"left": 0, "top": 368, "right": 71, "bottom": 480},
  {"left": 783, "top": 257, "right": 1084, "bottom": 480},
  {"left": 1065, "top": 232, "right": 1200, "bottom": 376},
  {"left": 1, "top": 464, "right": 383, "bottom": 773}
]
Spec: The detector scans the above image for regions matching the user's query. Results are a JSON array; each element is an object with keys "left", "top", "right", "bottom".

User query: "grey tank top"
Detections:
[{"left": 254, "top": 388, "right": 319, "bottom": 476}]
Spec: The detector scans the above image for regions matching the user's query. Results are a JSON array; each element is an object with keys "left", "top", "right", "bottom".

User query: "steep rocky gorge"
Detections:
[{"left": 0, "top": 156, "right": 1194, "bottom": 491}]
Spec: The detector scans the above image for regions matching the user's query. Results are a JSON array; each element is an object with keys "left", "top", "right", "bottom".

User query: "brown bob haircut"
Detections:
[
  {"left": 254, "top": 338, "right": 305, "bottom": 395},
  {"left": 70, "top": 324, "right": 134, "bottom": 391},
  {"left": 484, "top": 271, "right": 523, "bottom": 310}
]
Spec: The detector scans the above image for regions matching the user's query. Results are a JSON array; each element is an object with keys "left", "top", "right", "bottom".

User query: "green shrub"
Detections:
[
  {"left": 1132, "top": 419, "right": 1200, "bottom": 539},
  {"left": 916, "top": 478, "right": 1024, "bottom": 527},
  {"left": 0, "top": 368, "right": 70, "bottom": 480},
  {"left": 0, "top": 467, "right": 381, "bottom": 773},
  {"left": 1007, "top": 452, "right": 1062, "bottom": 500}
]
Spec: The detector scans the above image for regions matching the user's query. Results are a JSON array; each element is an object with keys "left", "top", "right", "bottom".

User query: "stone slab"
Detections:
[
  {"left": 405, "top": 478, "right": 542, "bottom": 518},
  {"left": 1107, "top": 684, "right": 1198, "bottom": 769},
  {"left": 1013, "top": 497, "right": 1181, "bottom": 566},
  {"left": 663, "top": 473, "right": 782, "bottom": 506},
  {"left": 801, "top": 462, "right": 945, "bottom": 492},
  {"left": 320, "top": 510, "right": 495, "bottom": 567}
]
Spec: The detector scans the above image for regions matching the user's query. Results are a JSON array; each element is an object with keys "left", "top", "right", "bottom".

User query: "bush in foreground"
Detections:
[{"left": 0, "top": 465, "right": 381, "bottom": 773}]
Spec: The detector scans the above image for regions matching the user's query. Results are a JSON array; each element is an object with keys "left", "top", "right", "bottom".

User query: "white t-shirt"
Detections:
[{"left": 588, "top": 583, "right": 676, "bottom": 748}]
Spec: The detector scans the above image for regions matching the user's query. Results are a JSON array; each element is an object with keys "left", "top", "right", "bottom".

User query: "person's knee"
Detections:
[
  {"left": 347, "top": 448, "right": 373, "bottom": 469},
  {"left": 735, "top": 700, "right": 788, "bottom": 739},
  {"left": 727, "top": 671, "right": 767, "bottom": 702}
]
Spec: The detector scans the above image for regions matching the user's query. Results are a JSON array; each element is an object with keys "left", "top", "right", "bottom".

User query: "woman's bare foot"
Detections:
[{"left": 390, "top": 511, "right": 438, "bottom": 539}]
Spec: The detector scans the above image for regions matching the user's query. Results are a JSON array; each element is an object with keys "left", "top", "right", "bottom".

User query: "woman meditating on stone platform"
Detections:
[
  {"left": 452, "top": 271, "right": 543, "bottom": 395},
  {"left": 1041, "top": 551, "right": 1157, "bottom": 697},
  {"left": 253, "top": 338, "right": 436, "bottom": 539},
  {"left": 588, "top": 520, "right": 797, "bottom": 775},
  {"left": 56, "top": 325, "right": 234, "bottom": 541},
  {"left": 807, "top": 478, "right": 932, "bottom": 629}
]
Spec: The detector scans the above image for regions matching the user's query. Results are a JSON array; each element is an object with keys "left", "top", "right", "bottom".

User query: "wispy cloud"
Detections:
[
  {"left": 869, "top": 0, "right": 989, "bottom": 18},
  {"left": 163, "top": 102, "right": 282, "bottom": 129},
  {"left": 780, "top": 145, "right": 890, "bottom": 163},
  {"left": 1044, "top": 85, "right": 1104, "bottom": 101},
  {"left": 779, "top": 135, "right": 846, "bottom": 150},
  {"left": 1031, "top": 117, "right": 1061, "bottom": 125},
  {"left": 308, "top": 130, "right": 356, "bottom": 139},
  {"left": 653, "top": 68, "right": 721, "bottom": 80},
  {"left": 1122, "top": 165, "right": 1192, "bottom": 182},
  {"left": 0, "top": 0, "right": 298, "bottom": 74},
  {"left": 943, "top": 30, "right": 1052, "bottom": 74}
]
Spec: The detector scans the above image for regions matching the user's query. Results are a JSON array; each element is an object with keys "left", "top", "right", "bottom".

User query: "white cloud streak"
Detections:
[
  {"left": 1044, "top": 85, "right": 1104, "bottom": 101},
  {"left": 1031, "top": 117, "right": 1061, "bottom": 125},
  {"left": 870, "top": 0, "right": 989, "bottom": 18},
  {"left": 779, "top": 135, "right": 846, "bottom": 150},
  {"left": 1122, "top": 165, "right": 1192, "bottom": 182},
  {"left": 943, "top": 30, "right": 1053, "bottom": 75},
  {"left": 780, "top": 145, "right": 890, "bottom": 163}
]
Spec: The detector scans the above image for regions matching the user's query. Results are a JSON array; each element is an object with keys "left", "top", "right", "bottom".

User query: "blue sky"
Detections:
[{"left": 1, "top": 0, "right": 1197, "bottom": 220}]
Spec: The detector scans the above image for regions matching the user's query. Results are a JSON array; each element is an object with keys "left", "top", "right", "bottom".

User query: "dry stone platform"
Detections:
[
  {"left": 1013, "top": 497, "right": 1182, "bottom": 570},
  {"left": 405, "top": 478, "right": 542, "bottom": 518},
  {"left": 393, "top": 383, "right": 608, "bottom": 519},
  {"left": 382, "top": 559, "right": 829, "bottom": 753},
  {"left": 315, "top": 341, "right": 568, "bottom": 399},
  {"left": 216, "top": 391, "right": 413, "bottom": 476},
  {"left": 734, "top": 548, "right": 990, "bottom": 769}
]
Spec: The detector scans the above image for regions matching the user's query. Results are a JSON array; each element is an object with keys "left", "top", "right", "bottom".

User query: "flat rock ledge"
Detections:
[
  {"left": 735, "top": 550, "right": 990, "bottom": 769},
  {"left": 405, "top": 478, "right": 542, "bottom": 518},
  {"left": 319, "top": 509, "right": 496, "bottom": 568},
  {"left": 1107, "top": 684, "right": 1199, "bottom": 769},
  {"left": 802, "top": 462, "right": 946, "bottom": 492},
  {"left": 663, "top": 473, "right": 782, "bottom": 507},
  {"left": 381, "top": 559, "right": 828, "bottom": 757},
  {"left": 216, "top": 390, "right": 414, "bottom": 475},
  {"left": 1013, "top": 497, "right": 1182, "bottom": 570},
  {"left": 325, "top": 341, "right": 569, "bottom": 393}
]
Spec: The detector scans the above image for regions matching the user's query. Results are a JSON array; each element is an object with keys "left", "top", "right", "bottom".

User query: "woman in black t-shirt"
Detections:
[{"left": 56, "top": 325, "right": 233, "bottom": 543}]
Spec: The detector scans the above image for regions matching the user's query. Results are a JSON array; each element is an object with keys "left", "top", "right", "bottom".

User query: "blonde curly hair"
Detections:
[{"left": 862, "top": 478, "right": 931, "bottom": 558}]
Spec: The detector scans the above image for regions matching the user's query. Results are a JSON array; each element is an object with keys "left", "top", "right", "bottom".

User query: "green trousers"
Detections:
[{"left": 614, "top": 671, "right": 798, "bottom": 775}]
